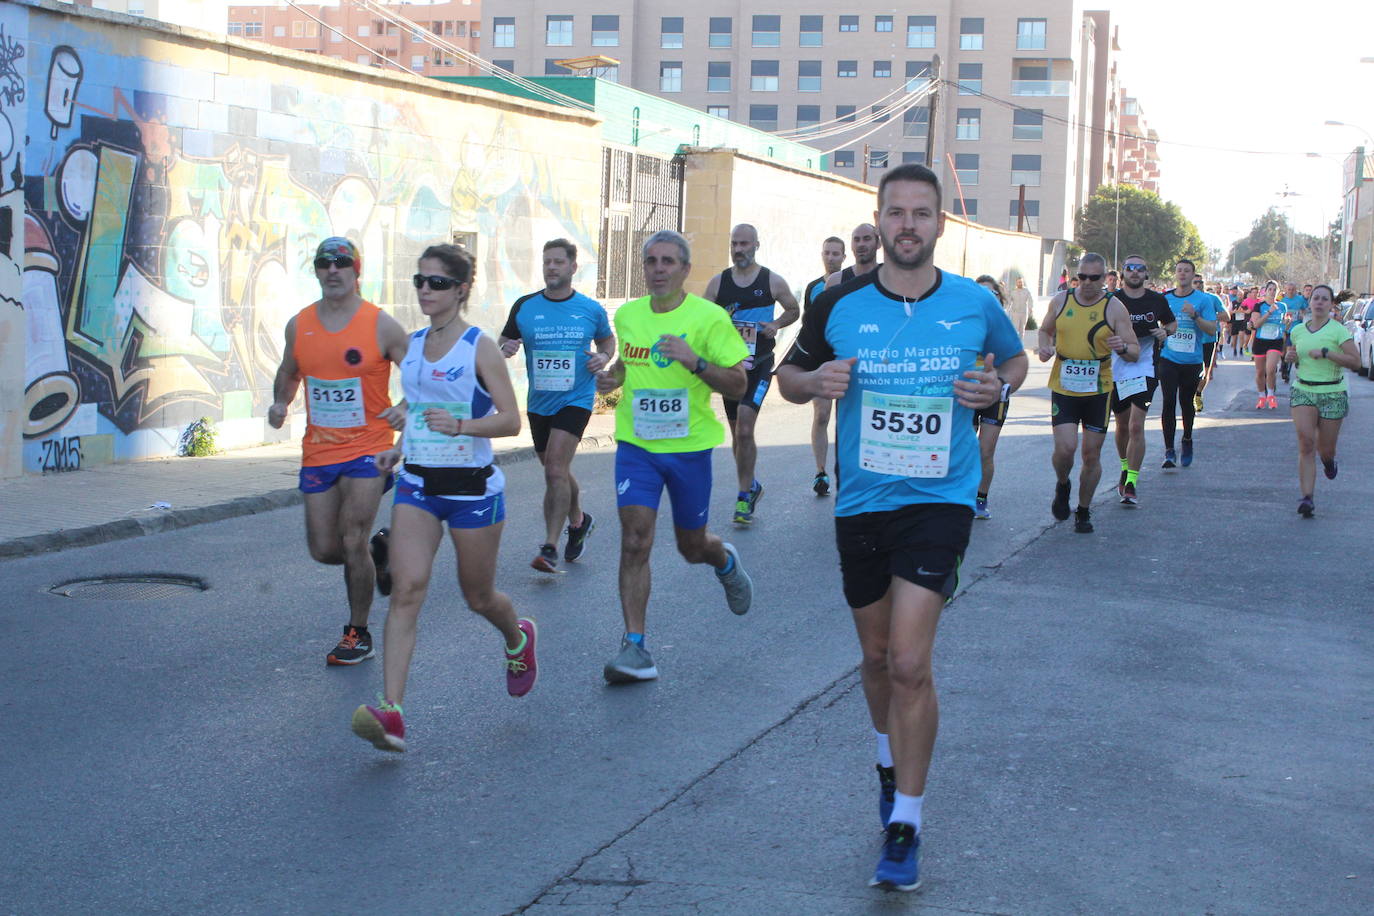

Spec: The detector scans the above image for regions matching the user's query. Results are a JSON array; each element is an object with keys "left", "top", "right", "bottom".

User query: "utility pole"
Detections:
[
  {"left": 924, "top": 55, "right": 940, "bottom": 168},
  {"left": 862, "top": 143, "right": 870, "bottom": 184}
]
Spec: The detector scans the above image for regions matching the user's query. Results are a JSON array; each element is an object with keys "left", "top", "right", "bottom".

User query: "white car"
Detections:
[{"left": 1347, "top": 298, "right": 1374, "bottom": 377}]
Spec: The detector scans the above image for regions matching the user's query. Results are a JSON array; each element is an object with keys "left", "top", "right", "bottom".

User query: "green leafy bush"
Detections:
[{"left": 179, "top": 417, "right": 218, "bottom": 457}]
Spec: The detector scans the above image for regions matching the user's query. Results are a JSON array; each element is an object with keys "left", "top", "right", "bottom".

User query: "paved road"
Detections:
[{"left": 2, "top": 359, "right": 1370, "bottom": 914}]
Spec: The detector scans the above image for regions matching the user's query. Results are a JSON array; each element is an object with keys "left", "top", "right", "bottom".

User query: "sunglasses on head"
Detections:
[
  {"left": 314, "top": 255, "right": 354, "bottom": 270},
  {"left": 1122, "top": 263, "right": 1147, "bottom": 271},
  {"left": 1077, "top": 273, "right": 1103, "bottom": 282},
  {"left": 413, "top": 273, "right": 459, "bottom": 291}
]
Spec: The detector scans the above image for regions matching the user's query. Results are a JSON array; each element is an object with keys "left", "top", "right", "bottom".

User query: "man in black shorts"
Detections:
[
  {"left": 1108, "top": 256, "right": 1175, "bottom": 506},
  {"left": 805, "top": 236, "right": 848, "bottom": 496},
  {"left": 704, "top": 224, "right": 800, "bottom": 525},
  {"left": 500, "top": 239, "right": 616, "bottom": 572}
]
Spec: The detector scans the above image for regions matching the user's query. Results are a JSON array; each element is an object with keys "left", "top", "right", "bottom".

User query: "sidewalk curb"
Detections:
[{"left": 0, "top": 433, "right": 620, "bottom": 561}]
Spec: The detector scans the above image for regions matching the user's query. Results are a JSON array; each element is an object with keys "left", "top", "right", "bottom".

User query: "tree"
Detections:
[
  {"left": 1075, "top": 184, "right": 1207, "bottom": 273},
  {"left": 1228, "top": 208, "right": 1289, "bottom": 271}
]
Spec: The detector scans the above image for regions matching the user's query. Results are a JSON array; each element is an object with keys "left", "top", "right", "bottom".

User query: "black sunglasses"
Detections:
[
  {"left": 413, "top": 273, "right": 459, "bottom": 291},
  {"left": 1077, "top": 273, "right": 1103, "bottom": 282},
  {"left": 1122, "top": 263, "right": 1147, "bottom": 271},
  {"left": 314, "top": 255, "right": 354, "bottom": 270}
]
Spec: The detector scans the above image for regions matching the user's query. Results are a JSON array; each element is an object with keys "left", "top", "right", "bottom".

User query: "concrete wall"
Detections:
[
  {"left": 680, "top": 147, "right": 1042, "bottom": 331},
  {"left": 1, "top": 0, "right": 600, "bottom": 477}
]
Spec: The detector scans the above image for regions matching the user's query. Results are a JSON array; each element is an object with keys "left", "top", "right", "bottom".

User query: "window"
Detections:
[
  {"left": 907, "top": 15, "right": 935, "bottom": 49},
  {"left": 356, "top": 24, "right": 370, "bottom": 37},
  {"left": 709, "top": 17, "right": 732, "bottom": 48},
  {"left": 355, "top": 54, "right": 371, "bottom": 65},
  {"left": 708, "top": 61, "right": 731, "bottom": 92},
  {"left": 593, "top": 15, "right": 619, "bottom": 47},
  {"left": 960, "top": 18, "right": 984, "bottom": 50},
  {"left": 833, "top": 150, "right": 855, "bottom": 168},
  {"left": 902, "top": 152, "right": 927, "bottom": 165},
  {"left": 839, "top": 16, "right": 859, "bottom": 32},
  {"left": 410, "top": 55, "right": 426, "bottom": 72},
  {"left": 244, "top": 22, "right": 263, "bottom": 36},
  {"left": 545, "top": 59, "right": 571, "bottom": 75},
  {"left": 1011, "top": 154, "right": 1042, "bottom": 186},
  {"left": 660, "top": 16, "right": 683, "bottom": 48},
  {"left": 798, "top": 60, "right": 822, "bottom": 92},
  {"left": 329, "top": 27, "right": 341, "bottom": 43},
  {"left": 127, "top": 1, "right": 144, "bottom": 13},
  {"left": 1017, "top": 18, "right": 1047, "bottom": 50},
  {"left": 1017, "top": 62, "right": 1050, "bottom": 80},
  {"left": 958, "top": 63, "right": 982, "bottom": 94},
  {"left": 411, "top": 28, "right": 425, "bottom": 43},
  {"left": 954, "top": 153, "right": 979, "bottom": 186},
  {"left": 837, "top": 105, "right": 857, "bottom": 123},
  {"left": 956, "top": 108, "right": 981, "bottom": 140},
  {"left": 955, "top": 199, "right": 977, "bottom": 221},
  {"left": 470, "top": 22, "right": 480, "bottom": 38},
  {"left": 796, "top": 105, "right": 821, "bottom": 128},
  {"left": 868, "top": 104, "right": 889, "bottom": 123},
  {"left": 800, "top": 15, "right": 823, "bottom": 47},
  {"left": 1123, "top": 99, "right": 1139, "bottom": 116},
  {"left": 905, "top": 60, "right": 931, "bottom": 91},
  {"left": 749, "top": 105, "right": 779, "bottom": 131},
  {"left": 271, "top": 25, "right": 285, "bottom": 37},
  {"left": 493, "top": 59, "right": 515, "bottom": 73},
  {"left": 873, "top": 60, "right": 891, "bottom": 78},
  {"left": 875, "top": 15, "right": 893, "bottom": 32},
  {"left": 751, "top": 60, "right": 779, "bottom": 91},
  {"left": 837, "top": 60, "right": 858, "bottom": 78},
  {"left": 1013, "top": 108, "right": 1044, "bottom": 140},
  {"left": 903, "top": 107, "right": 928, "bottom": 138},
  {"left": 493, "top": 17, "right": 514, "bottom": 47},
  {"left": 870, "top": 149, "right": 889, "bottom": 169},
  {"left": 707, "top": 105, "right": 730, "bottom": 118},
  {"left": 1009, "top": 199, "right": 1039, "bottom": 232},
  {"left": 660, "top": 61, "right": 683, "bottom": 93},
  {"left": 546, "top": 15, "right": 572, "bottom": 46},
  {"left": 753, "top": 15, "right": 780, "bottom": 47},
  {"left": 601, "top": 64, "right": 620, "bottom": 83},
  {"left": 228, "top": 22, "right": 242, "bottom": 35}
]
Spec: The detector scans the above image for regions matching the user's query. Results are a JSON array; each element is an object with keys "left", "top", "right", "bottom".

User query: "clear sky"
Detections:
[{"left": 1108, "top": 0, "right": 1374, "bottom": 254}]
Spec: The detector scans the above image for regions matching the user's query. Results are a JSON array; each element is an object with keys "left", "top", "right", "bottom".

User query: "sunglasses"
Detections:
[
  {"left": 413, "top": 273, "right": 460, "bottom": 291},
  {"left": 314, "top": 255, "right": 355, "bottom": 270},
  {"left": 1122, "top": 263, "right": 1147, "bottom": 271},
  {"left": 1077, "top": 273, "right": 1103, "bottom": 282}
]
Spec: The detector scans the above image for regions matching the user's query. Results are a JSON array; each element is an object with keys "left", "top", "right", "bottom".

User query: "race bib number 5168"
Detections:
[{"left": 859, "top": 391, "right": 952, "bottom": 478}]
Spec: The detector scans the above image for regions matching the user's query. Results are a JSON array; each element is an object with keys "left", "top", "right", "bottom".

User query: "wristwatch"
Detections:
[{"left": 692, "top": 356, "right": 707, "bottom": 375}]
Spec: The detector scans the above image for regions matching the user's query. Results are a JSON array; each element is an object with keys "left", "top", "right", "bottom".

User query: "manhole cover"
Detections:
[{"left": 49, "top": 574, "right": 209, "bottom": 600}]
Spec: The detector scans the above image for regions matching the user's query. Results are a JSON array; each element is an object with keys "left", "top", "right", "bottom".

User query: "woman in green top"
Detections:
[{"left": 1283, "top": 284, "right": 1360, "bottom": 517}]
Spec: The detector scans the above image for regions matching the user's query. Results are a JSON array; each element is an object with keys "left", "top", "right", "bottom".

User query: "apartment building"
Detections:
[
  {"left": 226, "top": 1, "right": 481, "bottom": 76},
  {"left": 1117, "top": 95, "right": 1161, "bottom": 194},
  {"left": 83, "top": 0, "right": 229, "bottom": 30},
  {"left": 479, "top": 2, "right": 1153, "bottom": 242}
]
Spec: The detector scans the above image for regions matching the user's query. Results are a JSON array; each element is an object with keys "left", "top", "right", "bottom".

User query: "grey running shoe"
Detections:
[
  {"left": 603, "top": 637, "right": 658, "bottom": 684},
  {"left": 717, "top": 542, "right": 753, "bottom": 615}
]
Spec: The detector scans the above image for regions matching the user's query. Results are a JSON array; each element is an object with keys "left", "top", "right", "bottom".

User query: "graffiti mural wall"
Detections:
[{"left": 3, "top": 3, "right": 601, "bottom": 476}]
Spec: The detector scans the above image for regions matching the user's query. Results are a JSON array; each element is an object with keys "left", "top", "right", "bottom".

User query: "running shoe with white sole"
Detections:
[
  {"left": 603, "top": 637, "right": 658, "bottom": 684},
  {"left": 870, "top": 822, "right": 921, "bottom": 891},
  {"left": 973, "top": 497, "right": 990, "bottom": 520},
  {"left": 327, "top": 625, "right": 374, "bottom": 666},
  {"left": 531, "top": 543, "right": 559, "bottom": 574},
  {"left": 352, "top": 702, "right": 405, "bottom": 752},
  {"left": 506, "top": 618, "right": 538, "bottom": 697},
  {"left": 717, "top": 542, "right": 753, "bottom": 615},
  {"left": 1121, "top": 482, "right": 1138, "bottom": 507},
  {"left": 1161, "top": 449, "right": 1177, "bottom": 469}
]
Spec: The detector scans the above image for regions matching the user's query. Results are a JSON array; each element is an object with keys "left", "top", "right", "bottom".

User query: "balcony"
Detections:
[{"left": 1012, "top": 80, "right": 1069, "bottom": 97}]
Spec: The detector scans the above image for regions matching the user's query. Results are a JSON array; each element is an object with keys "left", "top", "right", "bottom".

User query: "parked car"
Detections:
[{"left": 1346, "top": 298, "right": 1374, "bottom": 377}]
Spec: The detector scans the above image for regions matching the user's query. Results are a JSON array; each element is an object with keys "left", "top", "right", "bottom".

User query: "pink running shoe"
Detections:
[
  {"left": 506, "top": 618, "right": 538, "bottom": 697},
  {"left": 1266, "top": 394, "right": 1278, "bottom": 410},
  {"left": 1255, "top": 396, "right": 1266, "bottom": 410},
  {"left": 352, "top": 703, "right": 406, "bottom": 752}
]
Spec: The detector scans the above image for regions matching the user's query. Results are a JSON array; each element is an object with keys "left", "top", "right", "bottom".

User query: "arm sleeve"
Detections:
[
  {"left": 500, "top": 299, "right": 524, "bottom": 340},
  {"left": 781, "top": 288, "right": 838, "bottom": 371}
]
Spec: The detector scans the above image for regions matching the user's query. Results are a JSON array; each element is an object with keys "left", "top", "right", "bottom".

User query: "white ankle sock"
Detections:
[
  {"left": 875, "top": 730, "right": 894, "bottom": 768},
  {"left": 889, "top": 791, "right": 923, "bottom": 831}
]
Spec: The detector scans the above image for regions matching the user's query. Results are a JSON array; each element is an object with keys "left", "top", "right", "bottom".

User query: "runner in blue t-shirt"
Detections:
[
  {"left": 1156, "top": 259, "right": 1218, "bottom": 469},
  {"left": 1189, "top": 275, "right": 1230, "bottom": 413},
  {"left": 1278, "top": 281, "right": 1308, "bottom": 385},
  {"left": 1250, "top": 280, "right": 1285, "bottom": 409},
  {"left": 500, "top": 238, "right": 615, "bottom": 573},
  {"left": 778, "top": 163, "right": 1027, "bottom": 894}
]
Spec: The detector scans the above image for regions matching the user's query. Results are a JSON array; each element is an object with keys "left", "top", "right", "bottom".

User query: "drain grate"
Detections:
[{"left": 49, "top": 574, "right": 209, "bottom": 600}]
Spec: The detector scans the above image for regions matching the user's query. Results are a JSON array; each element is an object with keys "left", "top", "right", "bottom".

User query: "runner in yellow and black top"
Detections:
[{"left": 1036, "top": 252, "right": 1139, "bottom": 533}]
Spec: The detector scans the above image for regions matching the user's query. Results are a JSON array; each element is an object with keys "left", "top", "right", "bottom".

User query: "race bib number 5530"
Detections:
[{"left": 860, "top": 391, "right": 952, "bottom": 478}]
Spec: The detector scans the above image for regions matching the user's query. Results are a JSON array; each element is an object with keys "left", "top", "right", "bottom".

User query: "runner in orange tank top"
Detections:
[{"left": 268, "top": 237, "right": 410, "bottom": 665}]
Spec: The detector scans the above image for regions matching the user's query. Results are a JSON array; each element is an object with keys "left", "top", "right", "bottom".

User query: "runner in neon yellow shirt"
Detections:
[{"left": 594, "top": 230, "right": 754, "bottom": 684}]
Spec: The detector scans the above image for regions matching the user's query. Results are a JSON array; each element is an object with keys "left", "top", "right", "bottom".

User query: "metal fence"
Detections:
[{"left": 596, "top": 147, "right": 684, "bottom": 302}]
